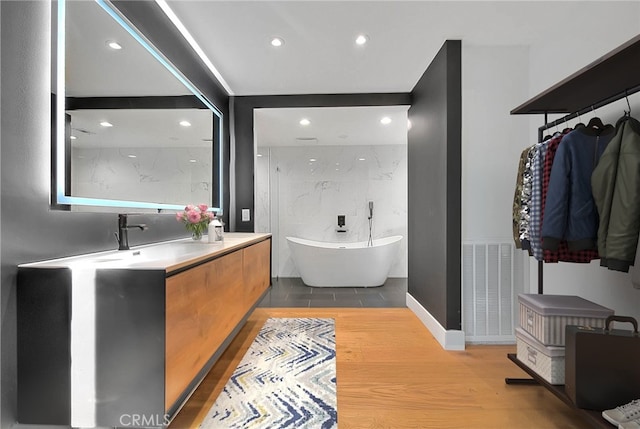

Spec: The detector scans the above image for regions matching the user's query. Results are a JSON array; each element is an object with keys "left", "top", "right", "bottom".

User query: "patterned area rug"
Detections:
[{"left": 200, "top": 318, "right": 337, "bottom": 429}]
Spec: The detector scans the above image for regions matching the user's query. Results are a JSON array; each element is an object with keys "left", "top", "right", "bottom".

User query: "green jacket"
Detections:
[{"left": 591, "top": 116, "right": 640, "bottom": 272}]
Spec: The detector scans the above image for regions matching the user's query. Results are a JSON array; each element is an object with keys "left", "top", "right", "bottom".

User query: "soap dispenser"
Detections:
[{"left": 208, "top": 214, "right": 224, "bottom": 243}]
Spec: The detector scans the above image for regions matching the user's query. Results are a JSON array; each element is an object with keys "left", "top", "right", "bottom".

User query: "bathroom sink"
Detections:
[
  {"left": 70, "top": 241, "right": 210, "bottom": 268},
  {"left": 91, "top": 258, "right": 127, "bottom": 263},
  {"left": 73, "top": 250, "right": 152, "bottom": 267}
]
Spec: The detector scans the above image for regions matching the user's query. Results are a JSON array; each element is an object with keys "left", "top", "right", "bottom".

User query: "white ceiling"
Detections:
[
  {"left": 254, "top": 106, "right": 409, "bottom": 147},
  {"left": 162, "top": 1, "right": 638, "bottom": 96},
  {"left": 67, "top": 1, "right": 640, "bottom": 147},
  {"left": 160, "top": 1, "right": 640, "bottom": 145}
]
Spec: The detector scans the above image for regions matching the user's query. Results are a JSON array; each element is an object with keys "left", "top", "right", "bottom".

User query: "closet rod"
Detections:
[{"left": 538, "top": 83, "right": 640, "bottom": 133}]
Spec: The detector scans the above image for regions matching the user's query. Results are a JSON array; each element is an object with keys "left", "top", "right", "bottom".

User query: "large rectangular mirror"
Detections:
[{"left": 53, "top": 0, "right": 223, "bottom": 212}]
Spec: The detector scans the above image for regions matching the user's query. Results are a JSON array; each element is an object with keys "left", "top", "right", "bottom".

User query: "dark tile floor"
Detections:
[{"left": 257, "top": 277, "right": 408, "bottom": 308}]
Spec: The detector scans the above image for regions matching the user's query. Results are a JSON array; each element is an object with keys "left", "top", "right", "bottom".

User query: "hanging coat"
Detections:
[
  {"left": 542, "top": 126, "right": 614, "bottom": 250},
  {"left": 512, "top": 145, "right": 536, "bottom": 250},
  {"left": 591, "top": 116, "right": 640, "bottom": 272}
]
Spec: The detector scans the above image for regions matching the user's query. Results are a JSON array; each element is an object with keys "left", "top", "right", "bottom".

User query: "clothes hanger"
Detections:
[
  {"left": 587, "top": 105, "right": 605, "bottom": 130},
  {"left": 625, "top": 89, "right": 632, "bottom": 117},
  {"left": 574, "top": 111, "right": 585, "bottom": 129},
  {"left": 542, "top": 120, "right": 560, "bottom": 141},
  {"left": 561, "top": 115, "right": 573, "bottom": 133}
]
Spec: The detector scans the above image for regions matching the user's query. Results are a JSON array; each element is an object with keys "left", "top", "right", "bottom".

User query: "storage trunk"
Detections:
[
  {"left": 518, "top": 294, "right": 613, "bottom": 346},
  {"left": 515, "top": 327, "right": 565, "bottom": 385}
]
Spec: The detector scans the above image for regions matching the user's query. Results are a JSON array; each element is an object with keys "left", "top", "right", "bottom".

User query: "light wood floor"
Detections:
[{"left": 169, "top": 308, "right": 588, "bottom": 429}]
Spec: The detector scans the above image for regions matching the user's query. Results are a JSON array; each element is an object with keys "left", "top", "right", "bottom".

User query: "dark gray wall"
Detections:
[
  {"left": 1, "top": 2, "right": 228, "bottom": 427},
  {"left": 407, "top": 40, "right": 462, "bottom": 330},
  {"left": 232, "top": 93, "right": 411, "bottom": 232}
]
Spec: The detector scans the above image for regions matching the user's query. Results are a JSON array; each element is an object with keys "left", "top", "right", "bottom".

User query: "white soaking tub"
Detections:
[{"left": 286, "top": 235, "right": 402, "bottom": 287}]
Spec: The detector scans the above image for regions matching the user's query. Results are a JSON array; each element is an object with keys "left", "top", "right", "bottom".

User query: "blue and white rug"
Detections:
[{"left": 200, "top": 318, "right": 337, "bottom": 429}]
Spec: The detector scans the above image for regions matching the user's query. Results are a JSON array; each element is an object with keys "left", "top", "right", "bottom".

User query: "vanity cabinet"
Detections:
[
  {"left": 165, "top": 238, "right": 271, "bottom": 410},
  {"left": 17, "top": 234, "right": 271, "bottom": 428}
]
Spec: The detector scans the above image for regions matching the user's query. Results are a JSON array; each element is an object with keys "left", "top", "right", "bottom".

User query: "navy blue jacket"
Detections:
[{"left": 542, "top": 125, "right": 615, "bottom": 251}]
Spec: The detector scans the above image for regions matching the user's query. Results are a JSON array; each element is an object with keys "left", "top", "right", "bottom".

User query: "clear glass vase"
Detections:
[{"left": 191, "top": 230, "right": 203, "bottom": 241}]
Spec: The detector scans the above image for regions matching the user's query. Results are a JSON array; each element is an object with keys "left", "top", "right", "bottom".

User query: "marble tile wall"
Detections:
[
  {"left": 71, "top": 146, "right": 212, "bottom": 207},
  {"left": 256, "top": 144, "right": 408, "bottom": 278}
]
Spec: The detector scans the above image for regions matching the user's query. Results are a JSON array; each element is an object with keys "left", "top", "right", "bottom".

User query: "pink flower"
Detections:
[
  {"left": 198, "top": 204, "right": 209, "bottom": 212},
  {"left": 175, "top": 212, "right": 184, "bottom": 221},
  {"left": 187, "top": 210, "right": 201, "bottom": 224},
  {"left": 185, "top": 204, "right": 196, "bottom": 212}
]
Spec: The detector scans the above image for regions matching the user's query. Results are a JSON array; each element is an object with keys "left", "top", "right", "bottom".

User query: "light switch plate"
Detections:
[{"left": 242, "top": 209, "right": 250, "bottom": 222}]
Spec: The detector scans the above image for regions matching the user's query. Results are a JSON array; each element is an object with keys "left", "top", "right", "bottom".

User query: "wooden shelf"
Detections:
[
  {"left": 511, "top": 33, "right": 640, "bottom": 115},
  {"left": 507, "top": 354, "right": 612, "bottom": 429}
]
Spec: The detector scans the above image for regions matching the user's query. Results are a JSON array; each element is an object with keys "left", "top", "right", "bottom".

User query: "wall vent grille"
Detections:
[{"left": 462, "top": 242, "right": 525, "bottom": 343}]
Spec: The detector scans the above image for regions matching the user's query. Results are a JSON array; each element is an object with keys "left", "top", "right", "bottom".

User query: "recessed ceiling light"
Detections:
[
  {"left": 380, "top": 116, "right": 392, "bottom": 125},
  {"left": 106, "top": 40, "right": 122, "bottom": 50},
  {"left": 271, "top": 37, "right": 284, "bottom": 47},
  {"left": 299, "top": 118, "right": 311, "bottom": 126},
  {"left": 179, "top": 120, "right": 192, "bottom": 127},
  {"left": 70, "top": 135, "right": 77, "bottom": 140},
  {"left": 128, "top": 154, "right": 137, "bottom": 158},
  {"left": 189, "top": 159, "right": 197, "bottom": 163},
  {"left": 100, "top": 121, "right": 113, "bottom": 127},
  {"left": 309, "top": 158, "right": 317, "bottom": 162},
  {"left": 257, "top": 154, "right": 263, "bottom": 157},
  {"left": 355, "top": 34, "right": 369, "bottom": 45},
  {"left": 358, "top": 157, "right": 366, "bottom": 161}
]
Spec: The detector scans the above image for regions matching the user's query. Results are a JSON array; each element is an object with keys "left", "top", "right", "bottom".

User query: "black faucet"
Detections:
[{"left": 116, "top": 214, "right": 147, "bottom": 250}]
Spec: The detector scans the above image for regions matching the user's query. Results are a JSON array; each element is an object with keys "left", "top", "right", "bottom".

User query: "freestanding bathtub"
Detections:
[{"left": 286, "top": 235, "right": 403, "bottom": 287}]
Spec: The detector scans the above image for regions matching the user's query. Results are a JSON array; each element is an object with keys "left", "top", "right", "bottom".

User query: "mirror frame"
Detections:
[{"left": 53, "top": 0, "right": 224, "bottom": 212}]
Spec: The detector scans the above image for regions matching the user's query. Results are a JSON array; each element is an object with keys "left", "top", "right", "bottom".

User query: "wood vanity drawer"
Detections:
[
  {"left": 243, "top": 239, "right": 271, "bottom": 308},
  {"left": 165, "top": 250, "right": 244, "bottom": 410}
]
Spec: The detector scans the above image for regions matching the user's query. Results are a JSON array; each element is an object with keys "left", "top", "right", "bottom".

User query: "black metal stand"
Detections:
[
  {"left": 504, "top": 376, "right": 538, "bottom": 385},
  {"left": 506, "top": 354, "right": 611, "bottom": 429}
]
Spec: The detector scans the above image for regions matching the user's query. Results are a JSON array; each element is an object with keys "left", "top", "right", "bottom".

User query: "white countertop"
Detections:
[{"left": 19, "top": 233, "right": 271, "bottom": 273}]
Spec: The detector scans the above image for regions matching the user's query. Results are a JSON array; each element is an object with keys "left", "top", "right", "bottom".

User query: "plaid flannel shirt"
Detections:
[{"left": 529, "top": 139, "right": 549, "bottom": 261}]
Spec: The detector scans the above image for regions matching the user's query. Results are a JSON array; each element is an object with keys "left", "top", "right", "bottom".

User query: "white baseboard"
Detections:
[{"left": 406, "top": 293, "right": 465, "bottom": 351}]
